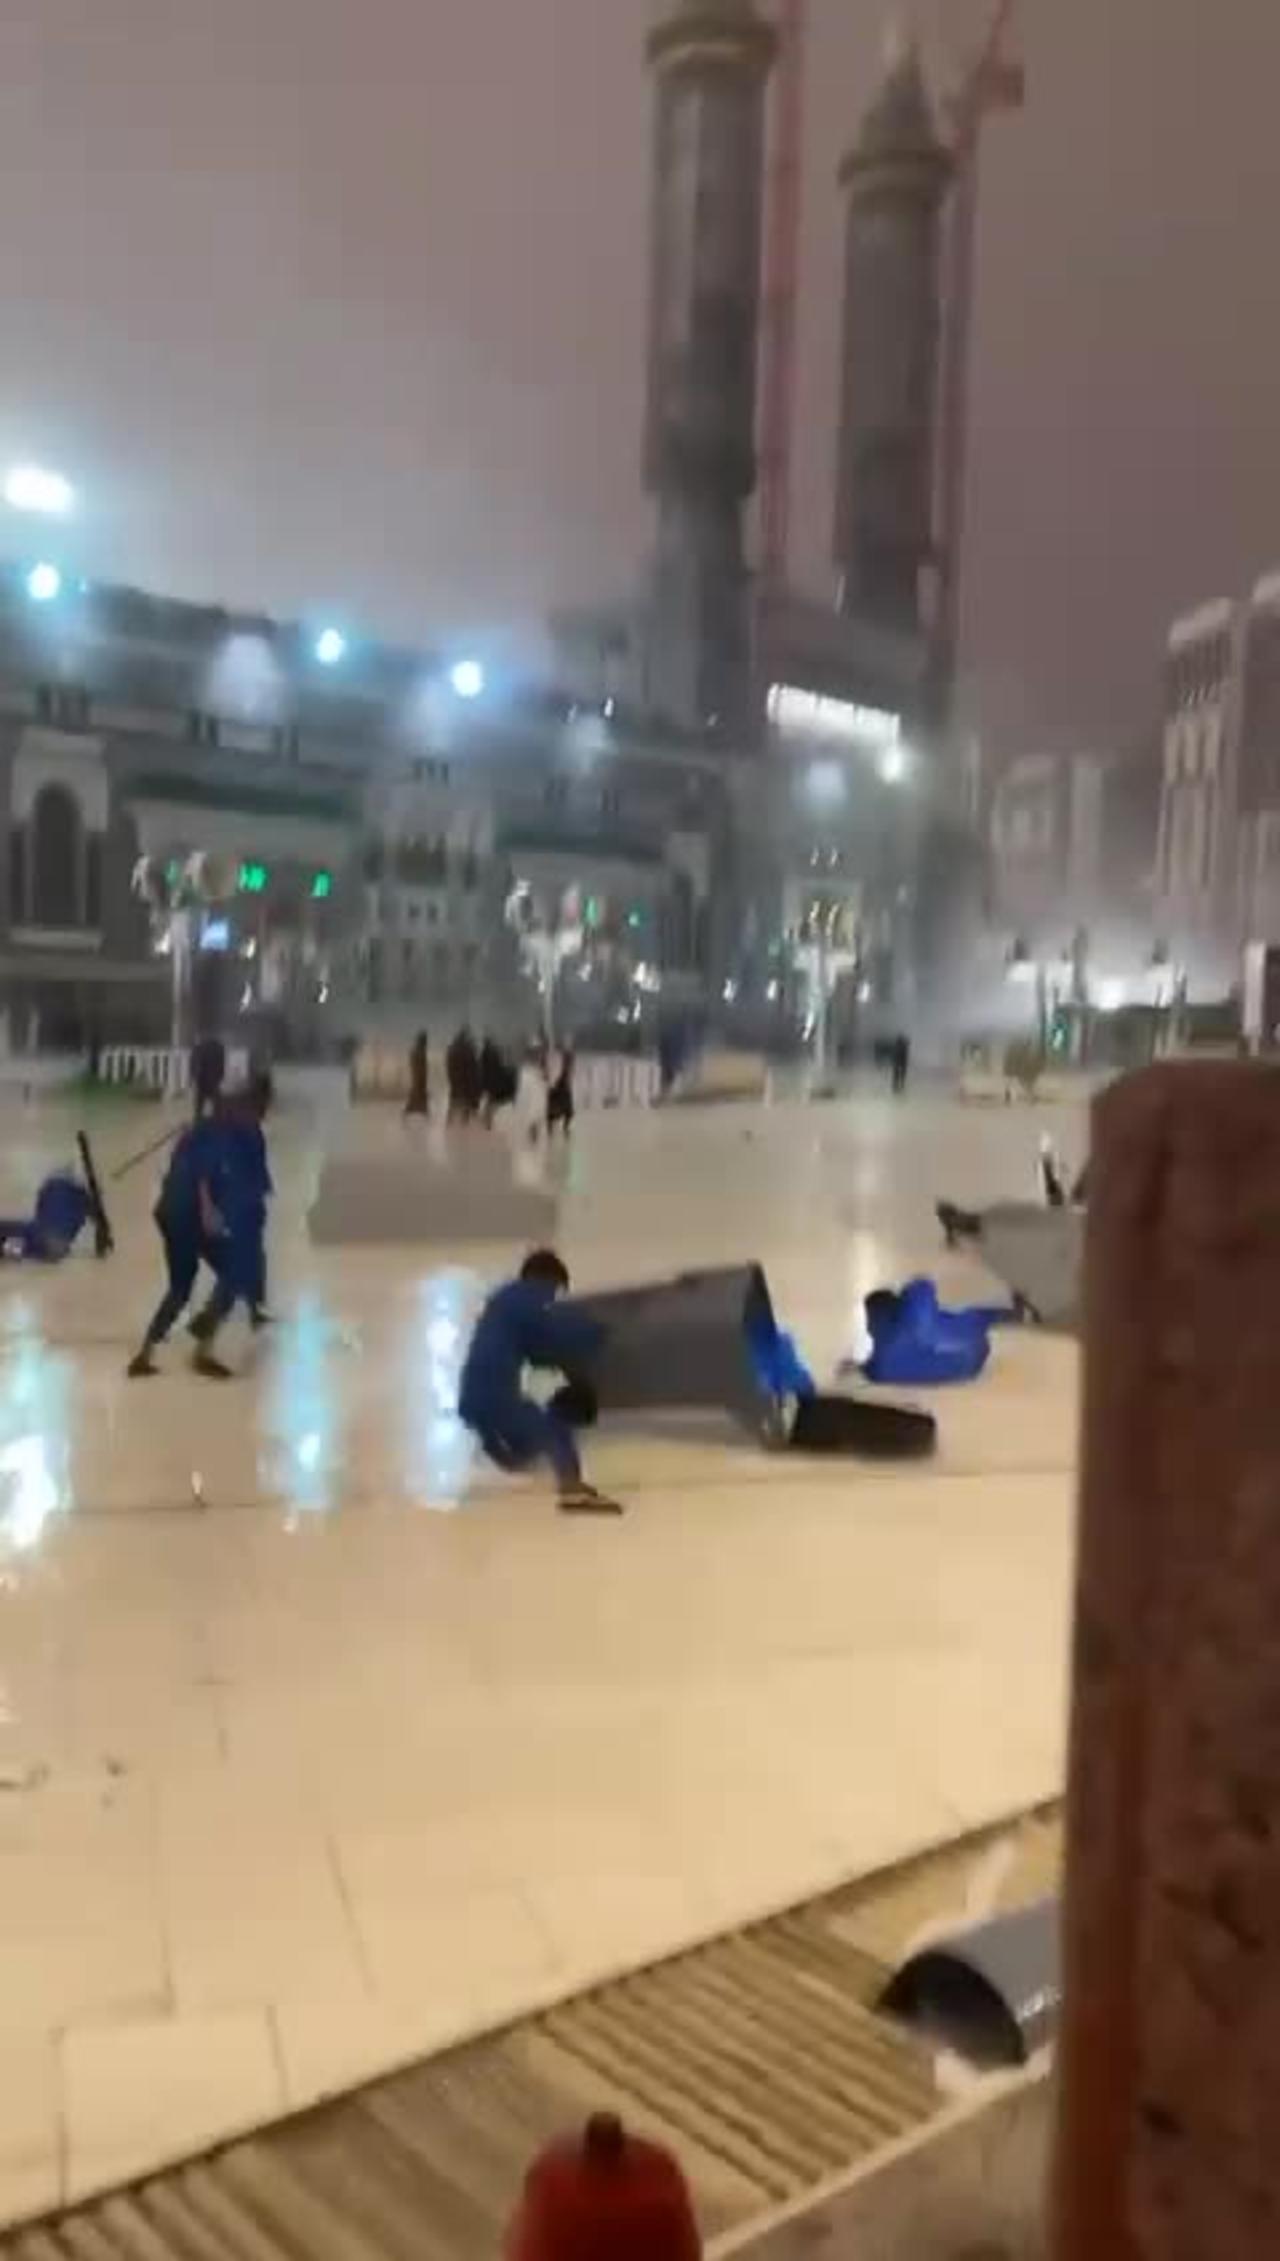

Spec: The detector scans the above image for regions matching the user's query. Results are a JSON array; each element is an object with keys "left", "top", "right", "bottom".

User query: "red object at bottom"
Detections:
[{"left": 506, "top": 2115, "right": 702, "bottom": 2261}]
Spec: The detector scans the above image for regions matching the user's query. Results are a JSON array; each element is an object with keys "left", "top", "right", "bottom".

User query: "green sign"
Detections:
[
  {"left": 311, "top": 870, "right": 332, "bottom": 901},
  {"left": 238, "top": 862, "right": 268, "bottom": 894}
]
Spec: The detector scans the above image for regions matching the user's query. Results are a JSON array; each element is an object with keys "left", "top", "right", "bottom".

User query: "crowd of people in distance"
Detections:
[{"left": 404, "top": 1027, "right": 576, "bottom": 1145}]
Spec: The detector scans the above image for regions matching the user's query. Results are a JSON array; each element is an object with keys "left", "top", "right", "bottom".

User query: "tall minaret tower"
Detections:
[
  {"left": 643, "top": 0, "right": 776, "bottom": 731},
  {"left": 832, "top": 31, "right": 951, "bottom": 643}
]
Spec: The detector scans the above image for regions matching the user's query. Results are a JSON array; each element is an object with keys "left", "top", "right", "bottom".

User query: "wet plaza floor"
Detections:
[{"left": 0, "top": 1079, "right": 1082, "bottom": 2221}]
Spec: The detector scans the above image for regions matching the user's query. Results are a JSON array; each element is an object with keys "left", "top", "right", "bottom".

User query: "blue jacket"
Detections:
[
  {"left": 155, "top": 1120, "right": 226, "bottom": 1235},
  {"left": 220, "top": 1115, "right": 272, "bottom": 1234},
  {"left": 861, "top": 1277, "right": 1014, "bottom": 1388},
  {"left": 459, "top": 1279, "right": 604, "bottom": 1425},
  {"left": 32, "top": 1173, "right": 94, "bottom": 1254}
]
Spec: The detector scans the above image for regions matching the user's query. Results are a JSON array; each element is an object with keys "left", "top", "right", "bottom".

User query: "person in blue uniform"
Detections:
[
  {"left": 0, "top": 1171, "right": 97, "bottom": 1263},
  {"left": 126, "top": 1117, "right": 228, "bottom": 1376},
  {"left": 857, "top": 1277, "right": 1018, "bottom": 1388},
  {"left": 458, "top": 1250, "right": 621, "bottom": 1513},
  {"left": 186, "top": 1073, "right": 274, "bottom": 1376}
]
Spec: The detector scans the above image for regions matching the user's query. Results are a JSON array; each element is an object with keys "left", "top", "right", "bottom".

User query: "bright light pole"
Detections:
[
  {"left": 314, "top": 626, "right": 346, "bottom": 667},
  {"left": 450, "top": 658, "right": 485, "bottom": 701}
]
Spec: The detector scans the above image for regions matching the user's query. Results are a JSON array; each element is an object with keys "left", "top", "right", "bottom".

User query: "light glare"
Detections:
[
  {"left": 5, "top": 464, "right": 74, "bottom": 517},
  {"left": 25, "top": 561, "right": 62, "bottom": 604}
]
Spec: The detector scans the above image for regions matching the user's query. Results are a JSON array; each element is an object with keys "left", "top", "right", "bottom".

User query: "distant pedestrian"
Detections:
[
  {"left": 404, "top": 1029, "right": 430, "bottom": 1119},
  {"left": 479, "top": 1035, "right": 513, "bottom": 1126},
  {"left": 515, "top": 1043, "right": 548, "bottom": 1148},
  {"left": 546, "top": 1043, "right": 575, "bottom": 1139},
  {"left": 446, "top": 1025, "right": 480, "bottom": 1124},
  {"left": 890, "top": 1032, "right": 911, "bottom": 1095}
]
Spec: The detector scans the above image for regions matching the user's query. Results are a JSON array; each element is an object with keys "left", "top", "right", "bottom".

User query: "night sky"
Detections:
[{"left": 1, "top": 0, "right": 1276, "bottom": 752}]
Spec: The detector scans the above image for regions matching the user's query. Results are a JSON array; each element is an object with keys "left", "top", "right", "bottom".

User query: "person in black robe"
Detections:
[
  {"left": 404, "top": 1030, "right": 430, "bottom": 1119},
  {"left": 446, "top": 1026, "right": 480, "bottom": 1124},
  {"left": 546, "top": 1044, "right": 576, "bottom": 1138}
]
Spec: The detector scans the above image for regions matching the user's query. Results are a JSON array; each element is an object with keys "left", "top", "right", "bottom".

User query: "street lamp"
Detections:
[
  {"left": 450, "top": 658, "right": 485, "bottom": 701},
  {"left": 25, "top": 561, "right": 62, "bottom": 604},
  {"left": 313, "top": 626, "right": 346, "bottom": 667},
  {"left": 878, "top": 742, "right": 906, "bottom": 784},
  {"left": 4, "top": 464, "right": 74, "bottom": 517}
]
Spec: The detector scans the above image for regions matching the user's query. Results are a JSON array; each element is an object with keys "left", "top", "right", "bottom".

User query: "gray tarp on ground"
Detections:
[
  {"left": 974, "top": 1204, "right": 1083, "bottom": 1331},
  {"left": 308, "top": 1141, "right": 557, "bottom": 1245},
  {"left": 566, "top": 1264, "right": 777, "bottom": 1438}
]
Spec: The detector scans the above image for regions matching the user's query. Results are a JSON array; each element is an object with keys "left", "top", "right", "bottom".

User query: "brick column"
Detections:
[{"left": 1053, "top": 1060, "right": 1280, "bottom": 2259}]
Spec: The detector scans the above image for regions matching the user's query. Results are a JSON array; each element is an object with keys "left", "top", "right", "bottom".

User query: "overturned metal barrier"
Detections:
[{"left": 879, "top": 1896, "right": 1061, "bottom": 2070}]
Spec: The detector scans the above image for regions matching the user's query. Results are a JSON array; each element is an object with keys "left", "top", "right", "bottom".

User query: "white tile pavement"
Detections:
[{"left": 0, "top": 1085, "right": 1083, "bottom": 2223}]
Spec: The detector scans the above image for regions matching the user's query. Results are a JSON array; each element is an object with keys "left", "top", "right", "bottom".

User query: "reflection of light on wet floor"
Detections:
[
  {"left": 0, "top": 1435, "right": 60, "bottom": 1552},
  {"left": 0, "top": 1322, "right": 71, "bottom": 1556},
  {"left": 405, "top": 1270, "right": 481, "bottom": 1511},
  {"left": 263, "top": 1294, "right": 341, "bottom": 1521}
]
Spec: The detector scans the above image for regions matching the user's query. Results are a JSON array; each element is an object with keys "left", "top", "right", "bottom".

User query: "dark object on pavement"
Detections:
[
  {"left": 880, "top": 1896, "right": 1060, "bottom": 2068},
  {"left": 789, "top": 1391, "right": 936, "bottom": 1459},
  {"left": 936, "top": 1198, "right": 982, "bottom": 1247}
]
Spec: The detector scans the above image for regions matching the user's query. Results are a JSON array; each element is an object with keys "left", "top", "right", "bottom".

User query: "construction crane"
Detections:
[
  {"left": 934, "top": 0, "right": 1025, "bottom": 712},
  {"left": 757, "top": 0, "right": 807, "bottom": 615}
]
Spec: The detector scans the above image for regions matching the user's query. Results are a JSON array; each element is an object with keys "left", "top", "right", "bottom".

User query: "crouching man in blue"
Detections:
[{"left": 458, "top": 1250, "right": 622, "bottom": 1515}]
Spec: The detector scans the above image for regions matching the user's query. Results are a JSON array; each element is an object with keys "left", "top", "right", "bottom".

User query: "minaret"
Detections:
[
  {"left": 833, "top": 29, "right": 951, "bottom": 641},
  {"left": 643, "top": 0, "right": 777, "bottom": 731}
]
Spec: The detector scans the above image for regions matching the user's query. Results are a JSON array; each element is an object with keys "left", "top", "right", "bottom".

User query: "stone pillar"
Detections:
[
  {"left": 833, "top": 37, "right": 950, "bottom": 640},
  {"left": 1052, "top": 1059, "right": 1280, "bottom": 2259},
  {"left": 643, "top": 0, "right": 776, "bottom": 733}
]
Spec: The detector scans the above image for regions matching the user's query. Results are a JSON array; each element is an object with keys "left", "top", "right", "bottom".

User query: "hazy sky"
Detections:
[{"left": 1, "top": 0, "right": 1276, "bottom": 751}]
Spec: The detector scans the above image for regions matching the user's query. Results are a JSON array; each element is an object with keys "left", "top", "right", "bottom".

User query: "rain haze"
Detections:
[{"left": 0, "top": 0, "right": 1276, "bottom": 746}]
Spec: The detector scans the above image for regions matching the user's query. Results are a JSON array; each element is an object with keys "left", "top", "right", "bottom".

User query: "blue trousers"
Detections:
[
  {"left": 143, "top": 1222, "right": 218, "bottom": 1346},
  {"left": 470, "top": 1397, "right": 581, "bottom": 1488},
  {"left": 193, "top": 1229, "right": 263, "bottom": 1338}
]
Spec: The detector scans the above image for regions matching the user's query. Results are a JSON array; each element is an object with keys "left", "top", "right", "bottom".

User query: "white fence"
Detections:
[{"left": 98, "top": 1046, "right": 249, "bottom": 1098}]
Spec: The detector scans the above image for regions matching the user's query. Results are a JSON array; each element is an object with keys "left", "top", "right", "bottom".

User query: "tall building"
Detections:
[
  {"left": 0, "top": 573, "right": 735, "bottom": 1054},
  {"left": 641, "top": 0, "right": 776, "bottom": 731},
  {"left": 833, "top": 36, "right": 951, "bottom": 641},
  {"left": 1232, "top": 572, "right": 1280, "bottom": 945},
  {"left": 987, "top": 746, "right": 1159, "bottom": 990},
  {"left": 1154, "top": 597, "right": 1239, "bottom": 971}
]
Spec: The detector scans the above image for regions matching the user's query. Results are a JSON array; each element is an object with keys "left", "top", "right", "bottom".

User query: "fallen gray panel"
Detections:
[
  {"left": 879, "top": 1896, "right": 1061, "bottom": 2068},
  {"left": 568, "top": 1264, "right": 777, "bottom": 1437},
  {"left": 308, "top": 1147, "right": 557, "bottom": 1245},
  {"left": 976, "top": 1206, "right": 1083, "bottom": 1330}
]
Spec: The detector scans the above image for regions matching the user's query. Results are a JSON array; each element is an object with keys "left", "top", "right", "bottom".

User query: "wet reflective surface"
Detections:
[{"left": 0, "top": 1084, "right": 1081, "bottom": 2218}]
